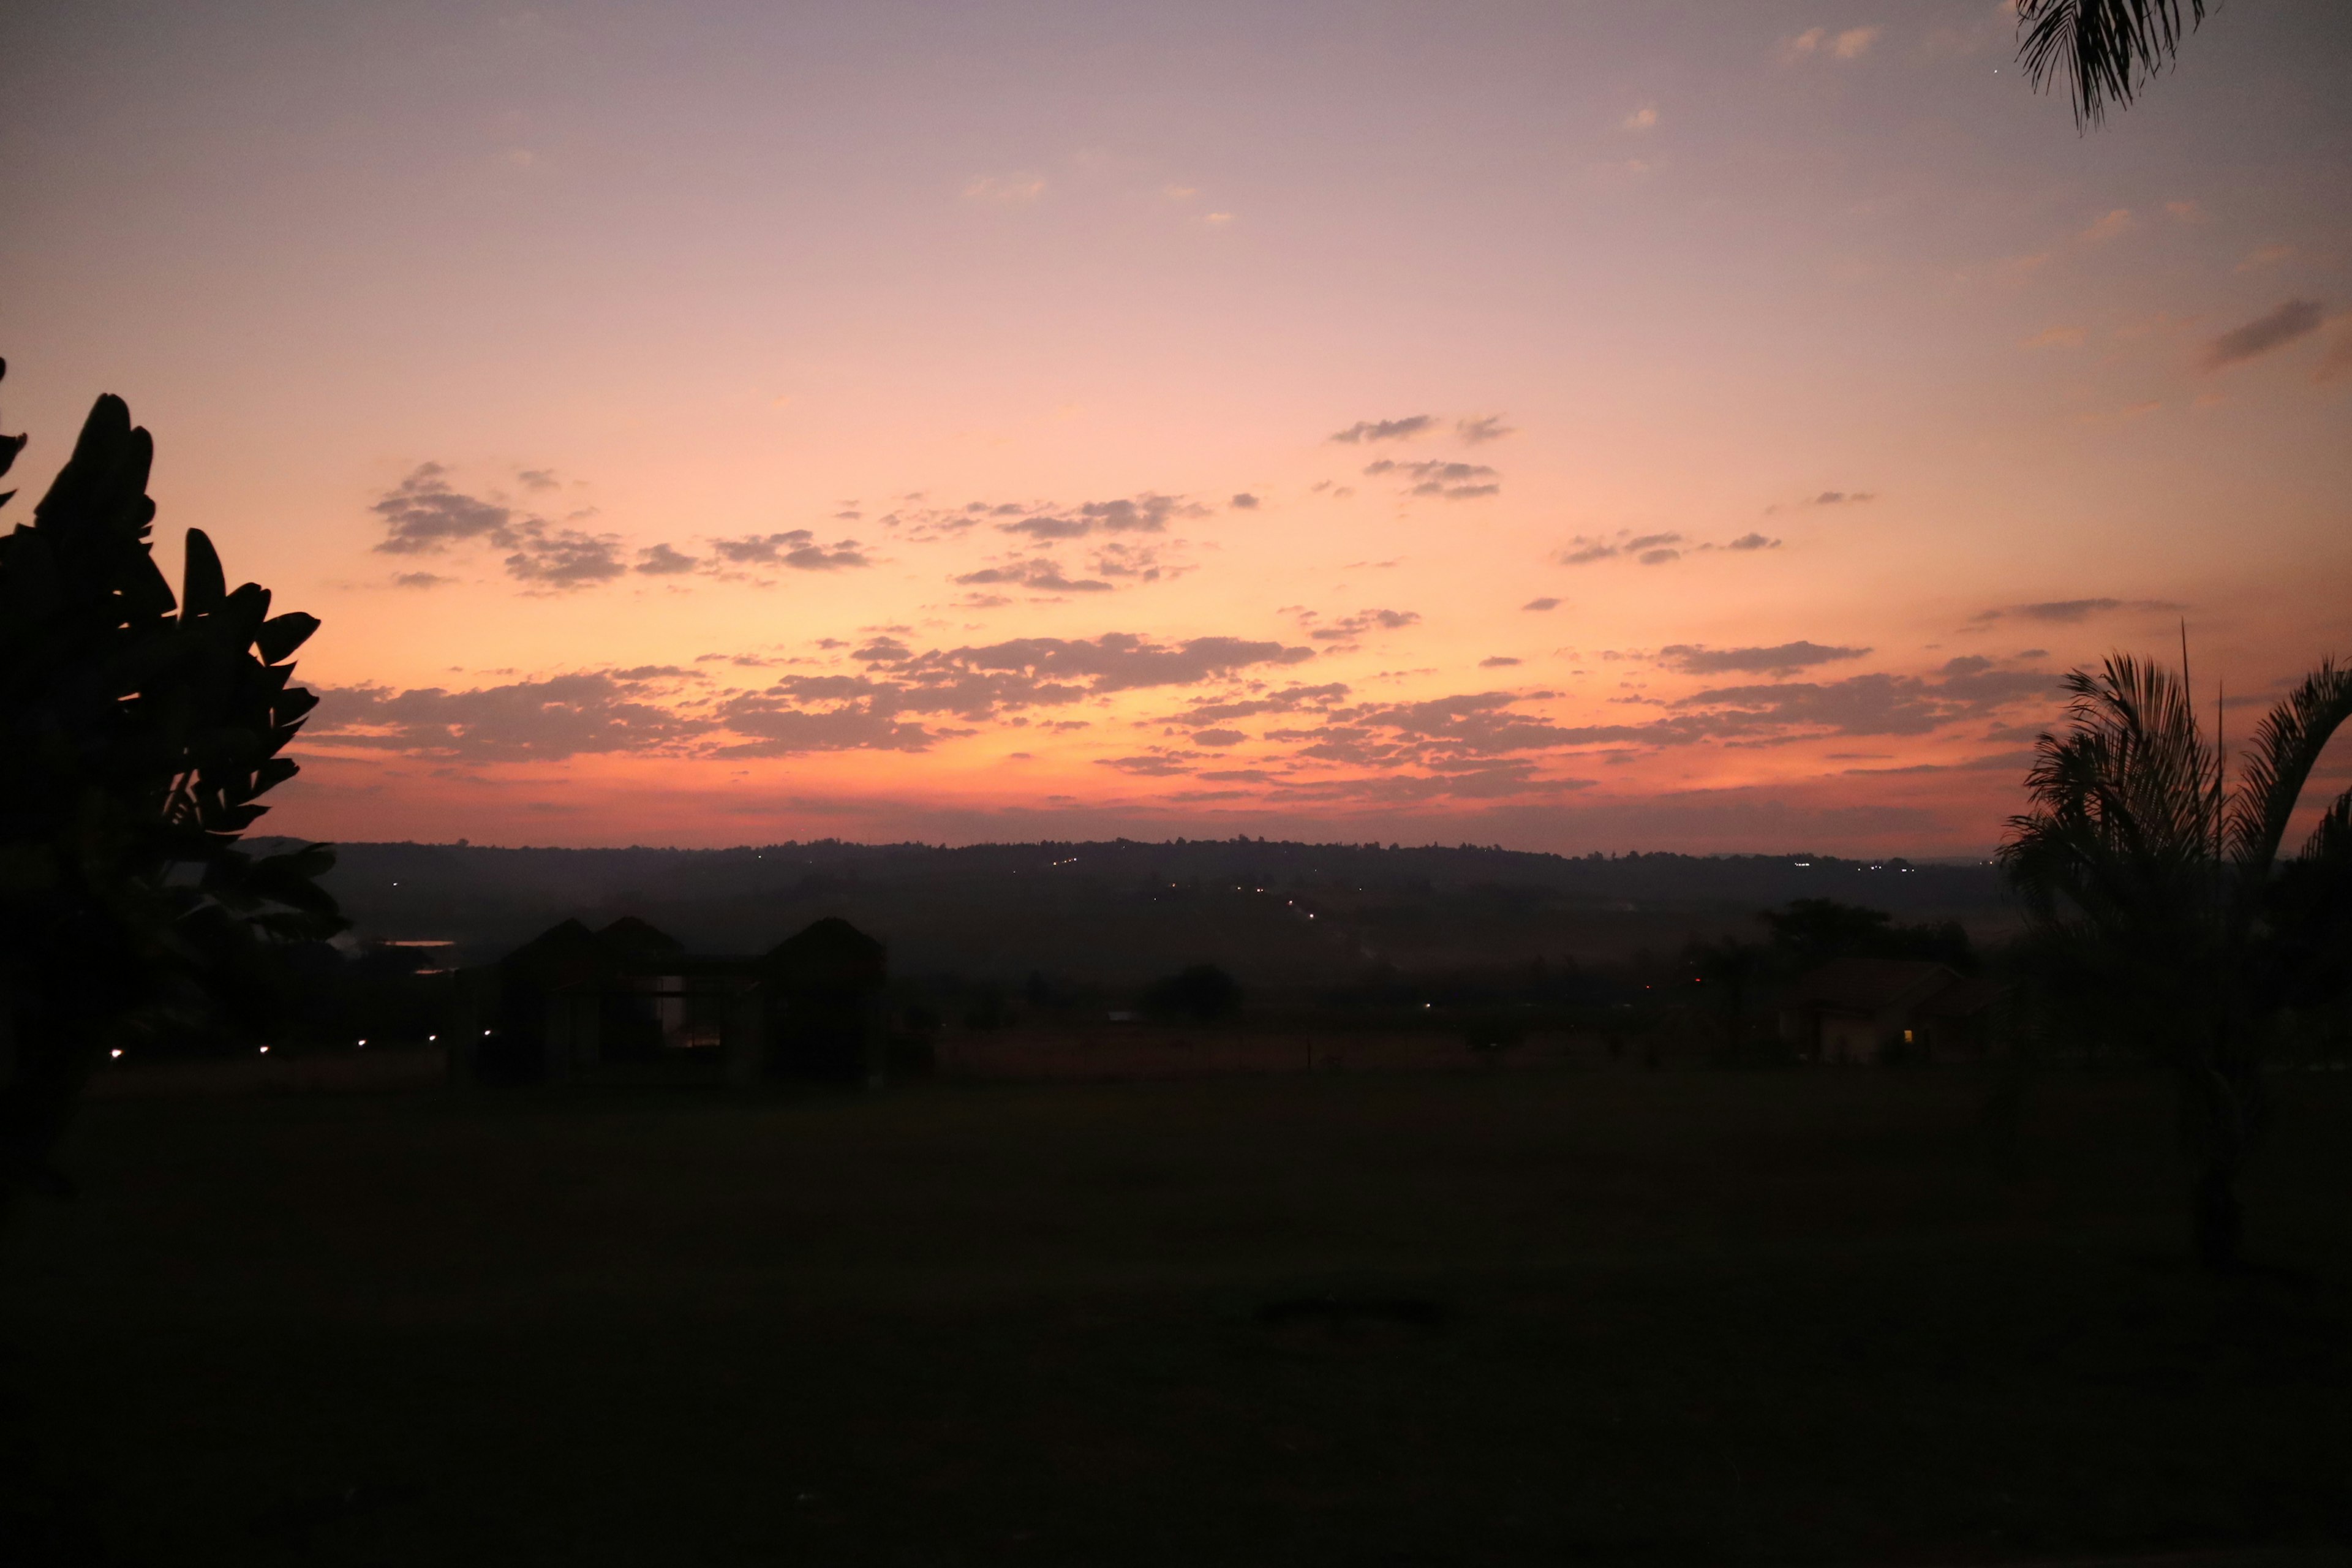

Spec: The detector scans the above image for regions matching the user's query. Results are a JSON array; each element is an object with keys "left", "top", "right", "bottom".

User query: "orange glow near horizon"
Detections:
[{"left": 6, "top": 2, "right": 2348, "bottom": 854}]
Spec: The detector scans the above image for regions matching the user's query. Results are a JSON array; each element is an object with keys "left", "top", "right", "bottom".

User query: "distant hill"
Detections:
[{"left": 276, "top": 839, "right": 2012, "bottom": 990}]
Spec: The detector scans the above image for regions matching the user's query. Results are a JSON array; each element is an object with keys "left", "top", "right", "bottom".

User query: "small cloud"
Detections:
[
  {"left": 2023, "top": 326, "right": 2087, "bottom": 349},
  {"left": 1621, "top": 105, "right": 1657, "bottom": 131},
  {"left": 2237, "top": 244, "right": 2295, "bottom": 273},
  {"left": 2075, "top": 208, "right": 2133, "bottom": 246},
  {"left": 1202, "top": 212, "right": 1235, "bottom": 227},
  {"left": 1192, "top": 728, "right": 1246, "bottom": 747},
  {"left": 2165, "top": 201, "right": 2207, "bottom": 224},
  {"left": 1725, "top": 532, "right": 1780, "bottom": 552},
  {"left": 1782, "top": 24, "right": 1877, "bottom": 63},
  {"left": 1455, "top": 414, "right": 1516, "bottom": 445},
  {"left": 516, "top": 469, "right": 559, "bottom": 491},
  {"left": 1521, "top": 597, "right": 1561, "bottom": 612},
  {"left": 1479, "top": 655, "right": 1523, "bottom": 668},
  {"left": 1230, "top": 492, "right": 1260, "bottom": 510},
  {"left": 1637, "top": 548, "right": 1681, "bottom": 566},
  {"left": 392, "top": 571, "right": 452, "bottom": 589},
  {"left": 1330, "top": 415, "right": 1436, "bottom": 444},
  {"left": 2200, "top": 300, "right": 2326, "bottom": 371},
  {"left": 635, "top": 543, "right": 698, "bottom": 576},
  {"left": 1164, "top": 184, "right": 1197, "bottom": 200},
  {"left": 962, "top": 174, "right": 1044, "bottom": 205},
  {"left": 1807, "top": 491, "right": 1877, "bottom": 506}
]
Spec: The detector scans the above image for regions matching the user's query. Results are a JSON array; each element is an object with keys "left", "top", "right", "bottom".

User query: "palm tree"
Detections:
[
  {"left": 2001, "top": 652, "right": 2352, "bottom": 1270},
  {"left": 2016, "top": 0, "right": 2212, "bottom": 126}
]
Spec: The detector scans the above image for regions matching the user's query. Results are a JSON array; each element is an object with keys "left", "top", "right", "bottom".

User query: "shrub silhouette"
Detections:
[
  {"left": 0, "top": 365, "right": 342, "bottom": 1207},
  {"left": 1144, "top": 963, "right": 1241, "bottom": 1022}
]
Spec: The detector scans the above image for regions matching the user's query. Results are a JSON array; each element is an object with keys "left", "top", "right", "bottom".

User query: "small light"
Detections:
[
  {"left": 428, "top": 1033, "right": 437, "bottom": 1042},
  {"left": 357, "top": 1038, "right": 367, "bottom": 1047},
  {"left": 110, "top": 1048, "right": 123, "bottom": 1058},
  {"left": 258, "top": 1045, "right": 270, "bottom": 1054},
  {"left": 483, "top": 1029, "right": 492, "bottom": 1036}
]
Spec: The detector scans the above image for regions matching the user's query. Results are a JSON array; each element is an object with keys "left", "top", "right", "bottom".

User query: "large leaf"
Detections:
[{"left": 180, "top": 529, "right": 227, "bottom": 616}]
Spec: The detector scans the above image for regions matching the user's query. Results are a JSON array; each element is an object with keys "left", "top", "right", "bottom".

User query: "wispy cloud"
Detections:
[
  {"left": 1330, "top": 415, "right": 1436, "bottom": 443},
  {"left": 1455, "top": 414, "right": 1517, "bottom": 445},
  {"left": 1659, "top": 641, "right": 1869, "bottom": 676},
  {"left": 2200, "top": 300, "right": 2326, "bottom": 371}
]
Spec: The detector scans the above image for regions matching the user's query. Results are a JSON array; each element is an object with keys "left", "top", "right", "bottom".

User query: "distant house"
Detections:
[
  {"left": 1776, "top": 957, "right": 2002, "bottom": 1065},
  {"left": 761, "top": 917, "right": 890, "bottom": 1085},
  {"left": 460, "top": 914, "right": 886, "bottom": 1085}
]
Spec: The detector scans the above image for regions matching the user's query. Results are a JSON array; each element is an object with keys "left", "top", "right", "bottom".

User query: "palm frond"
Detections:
[
  {"left": 2225, "top": 657, "right": 2352, "bottom": 884},
  {"left": 2016, "top": 0, "right": 2211, "bottom": 127},
  {"left": 2000, "top": 655, "right": 2217, "bottom": 962}
]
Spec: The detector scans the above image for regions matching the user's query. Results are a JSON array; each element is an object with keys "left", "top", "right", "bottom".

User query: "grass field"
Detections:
[{"left": 4, "top": 1065, "right": 2350, "bottom": 1565}]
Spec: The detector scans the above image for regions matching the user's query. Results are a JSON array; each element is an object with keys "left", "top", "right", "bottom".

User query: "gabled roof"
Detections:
[
  {"left": 764, "top": 917, "right": 886, "bottom": 989},
  {"left": 1782, "top": 957, "right": 1962, "bottom": 1016}
]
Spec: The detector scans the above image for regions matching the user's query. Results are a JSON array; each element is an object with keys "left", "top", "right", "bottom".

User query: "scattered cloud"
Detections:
[
  {"left": 2023, "top": 326, "right": 2087, "bottom": 349},
  {"left": 1556, "top": 530, "right": 1683, "bottom": 566},
  {"left": 1455, "top": 414, "right": 1516, "bottom": 445},
  {"left": 1522, "top": 597, "right": 1561, "bottom": 612},
  {"left": 962, "top": 174, "right": 1044, "bottom": 205},
  {"left": 1725, "top": 532, "right": 1779, "bottom": 552},
  {"left": 2200, "top": 299, "right": 2326, "bottom": 371},
  {"left": 1621, "top": 105, "right": 1657, "bottom": 131},
  {"left": 2236, "top": 244, "right": 2295, "bottom": 273},
  {"left": 1330, "top": 415, "right": 1436, "bottom": 444},
  {"left": 634, "top": 543, "right": 698, "bottom": 575},
  {"left": 1362, "top": 458, "right": 1501, "bottom": 499},
  {"left": 503, "top": 529, "right": 625, "bottom": 588},
  {"left": 1480, "top": 656, "right": 1523, "bottom": 668},
  {"left": 2075, "top": 208, "right": 2133, "bottom": 246},
  {"left": 391, "top": 571, "right": 452, "bottom": 589},
  {"left": 1659, "top": 641, "right": 1869, "bottom": 676},
  {"left": 1807, "top": 490, "right": 1876, "bottom": 506},
  {"left": 953, "top": 558, "right": 1112, "bottom": 594},
  {"left": 709, "top": 530, "right": 872, "bottom": 571},
  {"left": 1230, "top": 492, "right": 1260, "bottom": 510},
  {"left": 1307, "top": 608, "right": 1422, "bottom": 646},
  {"left": 1781, "top": 25, "right": 1878, "bottom": 62},
  {"left": 313, "top": 671, "right": 710, "bottom": 761},
  {"left": 371, "top": 464, "right": 514, "bottom": 555}
]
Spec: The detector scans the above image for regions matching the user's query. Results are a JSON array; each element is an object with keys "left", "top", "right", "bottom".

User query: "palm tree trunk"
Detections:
[{"left": 2179, "top": 1054, "right": 2260, "bottom": 1273}]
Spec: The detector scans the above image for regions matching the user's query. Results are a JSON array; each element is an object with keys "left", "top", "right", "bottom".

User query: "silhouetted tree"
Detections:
[
  {"left": 1684, "top": 936, "right": 1767, "bottom": 1057},
  {"left": 1144, "top": 963, "right": 1241, "bottom": 1022},
  {"left": 2001, "top": 653, "right": 2352, "bottom": 1270},
  {"left": 0, "top": 366, "right": 342, "bottom": 1208},
  {"left": 2017, "top": 0, "right": 2213, "bottom": 127},
  {"left": 1760, "top": 899, "right": 1975, "bottom": 973}
]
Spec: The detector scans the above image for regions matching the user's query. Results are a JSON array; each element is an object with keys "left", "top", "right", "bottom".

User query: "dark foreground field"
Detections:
[{"left": 4, "top": 1068, "right": 2350, "bottom": 1566}]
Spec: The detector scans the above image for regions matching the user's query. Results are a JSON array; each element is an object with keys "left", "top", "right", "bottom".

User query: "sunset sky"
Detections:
[{"left": 5, "top": 0, "right": 2348, "bottom": 854}]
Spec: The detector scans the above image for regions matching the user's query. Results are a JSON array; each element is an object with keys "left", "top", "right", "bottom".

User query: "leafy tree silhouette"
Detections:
[{"left": 0, "top": 363, "right": 344, "bottom": 1208}]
